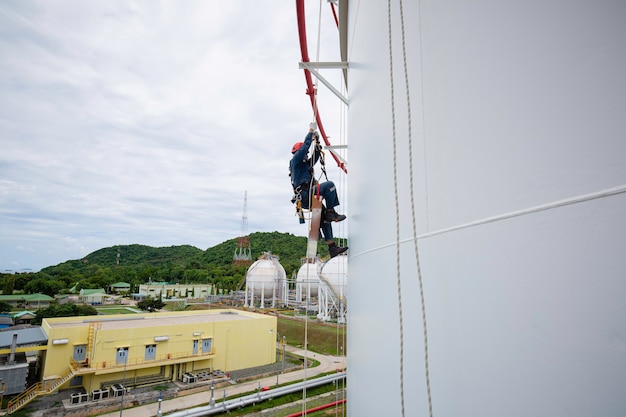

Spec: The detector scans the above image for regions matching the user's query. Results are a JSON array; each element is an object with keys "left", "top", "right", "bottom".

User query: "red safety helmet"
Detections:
[{"left": 292, "top": 142, "right": 304, "bottom": 154}]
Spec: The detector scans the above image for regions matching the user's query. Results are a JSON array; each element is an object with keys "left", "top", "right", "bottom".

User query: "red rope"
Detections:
[{"left": 295, "top": 0, "right": 347, "bottom": 174}]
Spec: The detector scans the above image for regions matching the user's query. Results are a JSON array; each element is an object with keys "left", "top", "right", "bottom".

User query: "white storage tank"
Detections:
[
  {"left": 296, "top": 262, "right": 320, "bottom": 302},
  {"left": 244, "top": 252, "right": 285, "bottom": 307},
  {"left": 343, "top": 1, "right": 626, "bottom": 415},
  {"left": 319, "top": 255, "right": 348, "bottom": 301}
]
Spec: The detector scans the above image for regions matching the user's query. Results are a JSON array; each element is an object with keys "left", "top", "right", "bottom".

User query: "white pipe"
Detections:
[{"left": 164, "top": 372, "right": 346, "bottom": 417}]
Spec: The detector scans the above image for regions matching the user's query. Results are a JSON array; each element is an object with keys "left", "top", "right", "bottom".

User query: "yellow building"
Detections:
[{"left": 39, "top": 309, "right": 276, "bottom": 395}]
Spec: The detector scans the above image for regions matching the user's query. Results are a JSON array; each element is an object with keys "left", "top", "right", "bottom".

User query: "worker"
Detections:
[{"left": 290, "top": 122, "right": 348, "bottom": 258}]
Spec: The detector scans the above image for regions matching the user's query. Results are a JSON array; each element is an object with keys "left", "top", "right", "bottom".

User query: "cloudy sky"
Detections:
[{"left": 0, "top": 1, "right": 348, "bottom": 272}]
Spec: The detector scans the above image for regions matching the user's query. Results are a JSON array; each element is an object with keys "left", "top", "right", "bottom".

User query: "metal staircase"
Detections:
[{"left": 5, "top": 364, "right": 75, "bottom": 414}]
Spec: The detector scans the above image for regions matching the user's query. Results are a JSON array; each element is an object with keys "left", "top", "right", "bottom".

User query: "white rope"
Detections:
[
  {"left": 399, "top": 0, "right": 434, "bottom": 415},
  {"left": 350, "top": 184, "right": 626, "bottom": 259},
  {"left": 386, "top": 0, "right": 406, "bottom": 415},
  {"left": 311, "top": 0, "right": 324, "bottom": 123}
]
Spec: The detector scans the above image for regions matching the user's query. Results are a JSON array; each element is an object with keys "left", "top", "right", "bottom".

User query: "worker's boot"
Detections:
[
  {"left": 329, "top": 242, "right": 348, "bottom": 258},
  {"left": 324, "top": 208, "right": 346, "bottom": 223}
]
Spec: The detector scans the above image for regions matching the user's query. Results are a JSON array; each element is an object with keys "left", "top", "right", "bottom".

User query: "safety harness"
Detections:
[{"left": 290, "top": 134, "right": 328, "bottom": 223}]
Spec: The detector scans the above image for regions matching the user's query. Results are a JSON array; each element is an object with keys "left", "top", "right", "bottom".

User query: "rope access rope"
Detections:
[
  {"left": 294, "top": 2, "right": 348, "bottom": 414},
  {"left": 398, "top": 0, "right": 434, "bottom": 414},
  {"left": 301, "top": 3, "right": 324, "bottom": 414},
  {"left": 386, "top": 0, "right": 406, "bottom": 415},
  {"left": 312, "top": 0, "right": 323, "bottom": 123}
]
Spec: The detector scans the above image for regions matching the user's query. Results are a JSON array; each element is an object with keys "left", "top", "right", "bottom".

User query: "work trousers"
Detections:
[{"left": 300, "top": 180, "right": 340, "bottom": 241}]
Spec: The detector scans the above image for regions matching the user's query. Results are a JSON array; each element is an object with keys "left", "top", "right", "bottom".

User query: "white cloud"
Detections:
[{"left": 0, "top": 1, "right": 348, "bottom": 272}]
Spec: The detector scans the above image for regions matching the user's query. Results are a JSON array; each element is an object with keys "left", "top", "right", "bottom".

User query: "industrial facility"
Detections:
[
  {"left": 244, "top": 252, "right": 347, "bottom": 323},
  {"left": 0, "top": 309, "right": 276, "bottom": 413}
]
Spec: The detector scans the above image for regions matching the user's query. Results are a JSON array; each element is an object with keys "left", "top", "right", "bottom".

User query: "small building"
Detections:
[
  {"left": 0, "top": 327, "right": 48, "bottom": 395},
  {"left": 0, "top": 315, "right": 14, "bottom": 329},
  {"left": 79, "top": 288, "right": 106, "bottom": 305},
  {"left": 0, "top": 294, "right": 54, "bottom": 310},
  {"left": 130, "top": 293, "right": 148, "bottom": 302},
  {"left": 55, "top": 294, "right": 72, "bottom": 305},
  {"left": 138, "top": 283, "right": 214, "bottom": 300},
  {"left": 108, "top": 282, "right": 131, "bottom": 294},
  {"left": 12, "top": 311, "right": 36, "bottom": 325}
]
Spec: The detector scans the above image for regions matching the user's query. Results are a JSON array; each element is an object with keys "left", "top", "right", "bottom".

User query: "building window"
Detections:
[
  {"left": 202, "top": 338, "right": 212, "bottom": 353},
  {"left": 145, "top": 344, "right": 156, "bottom": 361},
  {"left": 116, "top": 347, "right": 129, "bottom": 365}
]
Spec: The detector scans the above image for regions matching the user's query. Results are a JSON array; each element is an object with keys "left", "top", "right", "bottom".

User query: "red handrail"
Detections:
[
  {"left": 295, "top": 0, "right": 347, "bottom": 174},
  {"left": 284, "top": 399, "right": 347, "bottom": 417}
]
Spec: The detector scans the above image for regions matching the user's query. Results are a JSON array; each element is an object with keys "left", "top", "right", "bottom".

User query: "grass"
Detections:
[
  {"left": 277, "top": 315, "right": 347, "bottom": 356},
  {"left": 223, "top": 383, "right": 345, "bottom": 417},
  {"left": 95, "top": 306, "right": 137, "bottom": 315}
]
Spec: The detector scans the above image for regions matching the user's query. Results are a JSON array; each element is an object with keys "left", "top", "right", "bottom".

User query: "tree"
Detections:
[
  {"left": 31, "top": 303, "right": 98, "bottom": 325},
  {"left": 137, "top": 297, "right": 165, "bottom": 312},
  {"left": 24, "top": 277, "right": 64, "bottom": 297},
  {"left": 2, "top": 275, "right": 15, "bottom": 295},
  {"left": 76, "top": 304, "right": 98, "bottom": 316},
  {"left": 0, "top": 301, "right": 12, "bottom": 313}
]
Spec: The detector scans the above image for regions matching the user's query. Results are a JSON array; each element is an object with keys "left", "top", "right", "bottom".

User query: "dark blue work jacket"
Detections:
[{"left": 290, "top": 132, "right": 320, "bottom": 190}]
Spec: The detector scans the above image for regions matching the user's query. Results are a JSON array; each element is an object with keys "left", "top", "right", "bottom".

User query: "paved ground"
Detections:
[{"left": 95, "top": 346, "right": 346, "bottom": 417}]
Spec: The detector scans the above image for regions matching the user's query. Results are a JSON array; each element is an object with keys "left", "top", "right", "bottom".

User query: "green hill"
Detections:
[{"left": 1, "top": 232, "right": 346, "bottom": 296}]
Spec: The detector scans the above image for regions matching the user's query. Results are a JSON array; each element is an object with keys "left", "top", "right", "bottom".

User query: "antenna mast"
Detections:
[{"left": 233, "top": 191, "right": 252, "bottom": 266}]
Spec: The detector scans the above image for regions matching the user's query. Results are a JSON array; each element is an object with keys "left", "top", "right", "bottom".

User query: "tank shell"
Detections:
[
  {"left": 296, "top": 262, "right": 321, "bottom": 300},
  {"left": 245, "top": 254, "right": 286, "bottom": 297},
  {"left": 318, "top": 256, "right": 348, "bottom": 300}
]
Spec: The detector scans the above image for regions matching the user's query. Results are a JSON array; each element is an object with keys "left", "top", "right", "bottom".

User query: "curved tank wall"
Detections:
[
  {"left": 245, "top": 253, "right": 285, "bottom": 298},
  {"left": 319, "top": 255, "right": 348, "bottom": 300},
  {"left": 296, "top": 262, "right": 320, "bottom": 300},
  {"left": 346, "top": 1, "right": 626, "bottom": 417}
]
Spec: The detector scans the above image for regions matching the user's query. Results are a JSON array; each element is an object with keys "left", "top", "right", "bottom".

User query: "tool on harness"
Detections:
[
  {"left": 293, "top": 184, "right": 306, "bottom": 224},
  {"left": 314, "top": 134, "right": 328, "bottom": 182},
  {"left": 292, "top": 180, "right": 319, "bottom": 224}
]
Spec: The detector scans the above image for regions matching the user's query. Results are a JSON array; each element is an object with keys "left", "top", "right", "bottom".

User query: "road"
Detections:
[{"left": 97, "top": 346, "right": 346, "bottom": 417}]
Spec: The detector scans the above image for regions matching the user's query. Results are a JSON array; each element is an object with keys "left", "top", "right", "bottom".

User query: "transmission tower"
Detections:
[{"left": 233, "top": 191, "right": 252, "bottom": 266}]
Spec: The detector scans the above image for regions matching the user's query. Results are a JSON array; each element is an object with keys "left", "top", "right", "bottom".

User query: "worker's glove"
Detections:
[{"left": 309, "top": 122, "right": 318, "bottom": 131}]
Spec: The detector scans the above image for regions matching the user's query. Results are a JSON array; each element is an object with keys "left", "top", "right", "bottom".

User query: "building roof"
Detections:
[
  {"left": 110, "top": 282, "right": 130, "bottom": 288},
  {"left": 80, "top": 289, "right": 106, "bottom": 295},
  {"left": 43, "top": 309, "right": 259, "bottom": 331},
  {"left": 0, "top": 294, "right": 54, "bottom": 302},
  {"left": 12, "top": 311, "right": 36, "bottom": 319},
  {"left": 0, "top": 327, "right": 47, "bottom": 348},
  {"left": 140, "top": 283, "right": 212, "bottom": 287}
]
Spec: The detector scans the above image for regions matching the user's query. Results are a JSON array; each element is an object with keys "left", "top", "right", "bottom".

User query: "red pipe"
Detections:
[
  {"left": 284, "top": 399, "right": 347, "bottom": 417},
  {"left": 295, "top": 0, "right": 347, "bottom": 173},
  {"left": 330, "top": 2, "right": 339, "bottom": 27}
]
